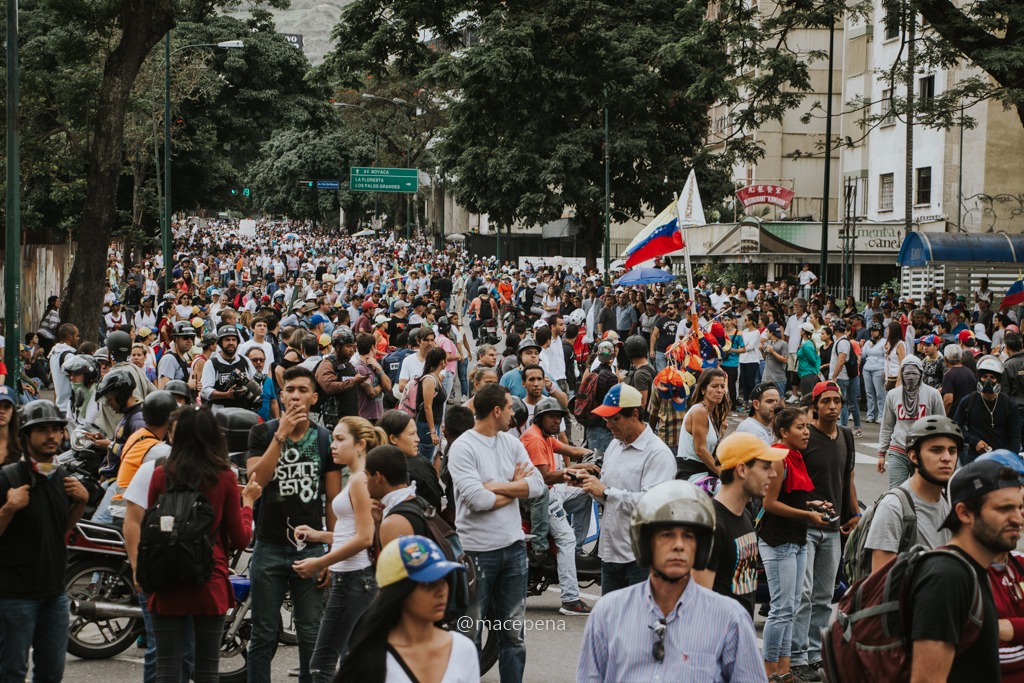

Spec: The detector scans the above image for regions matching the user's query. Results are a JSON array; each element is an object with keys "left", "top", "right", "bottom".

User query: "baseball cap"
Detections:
[
  {"left": 812, "top": 380, "right": 842, "bottom": 401},
  {"left": 957, "top": 330, "right": 974, "bottom": 343},
  {"left": 260, "top": 295, "right": 271, "bottom": 304},
  {"left": 309, "top": 314, "right": 329, "bottom": 326},
  {"left": 318, "top": 333, "right": 332, "bottom": 348},
  {"left": 137, "top": 326, "right": 153, "bottom": 339},
  {"left": 374, "top": 314, "right": 391, "bottom": 325},
  {"left": 592, "top": 383, "right": 643, "bottom": 417},
  {"left": 0, "top": 385, "right": 16, "bottom": 406},
  {"left": 916, "top": 334, "right": 941, "bottom": 346},
  {"left": 939, "top": 459, "right": 1022, "bottom": 531},
  {"left": 767, "top": 322, "right": 782, "bottom": 337},
  {"left": 292, "top": 301, "right": 305, "bottom": 311},
  {"left": 361, "top": 300, "right": 377, "bottom": 311},
  {"left": 376, "top": 536, "right": 465, "bottom": 589},
  {"left": 800, "top": 321, "right": 815, "bottom": 334},
  {"left": 717, "top": 432, "right": 788, "bottom": 470},
  {"left": 393, "top": 300, "right": 409, "bottom": 310}
]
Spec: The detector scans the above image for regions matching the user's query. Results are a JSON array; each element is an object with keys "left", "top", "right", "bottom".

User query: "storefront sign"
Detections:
[{"left": 736, "top": 184, "right": 795, "bottom": 209}]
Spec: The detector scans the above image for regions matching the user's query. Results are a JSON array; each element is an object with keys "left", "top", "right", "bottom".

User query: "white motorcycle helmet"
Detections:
[
  {"left": 566, "top": 309, "right": 586, "bottom": 327},
  {"left": 977, "top": 354, "right": 1004, "bottom": 394}
]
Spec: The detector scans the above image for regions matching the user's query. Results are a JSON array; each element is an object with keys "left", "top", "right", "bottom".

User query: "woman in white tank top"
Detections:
[{"left": 293, "top": 416, "right": 387, "bottom": 683}]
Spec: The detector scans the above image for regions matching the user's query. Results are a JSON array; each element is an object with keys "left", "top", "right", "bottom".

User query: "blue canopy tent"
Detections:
[{"left": 898, "top": 232, "right": 1024, "bottom": 300}]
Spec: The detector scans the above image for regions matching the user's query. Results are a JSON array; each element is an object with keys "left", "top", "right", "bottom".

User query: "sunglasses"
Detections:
[{"left": 651, "top": 618, "right": 667, "bottom": 663}]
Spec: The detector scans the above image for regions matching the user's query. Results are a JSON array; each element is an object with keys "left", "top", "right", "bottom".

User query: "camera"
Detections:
[{"left": 811, "top": 504, "right": 839, "bottom": 524}]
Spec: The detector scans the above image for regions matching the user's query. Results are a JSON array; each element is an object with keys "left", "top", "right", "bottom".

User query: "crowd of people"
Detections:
[{"left": 0, "top": 216, "right": 1023, "bottom": 683}]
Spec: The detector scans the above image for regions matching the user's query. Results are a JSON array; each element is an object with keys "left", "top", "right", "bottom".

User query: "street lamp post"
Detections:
[
  {"left": 163, "top": 36, "right": 243, "bottom": 292},
  {"left": 5, "top": 0, "right": 21, "bottom": 389},
  {"left": 362, "top": 93, "right": 414, "bottom": 240},
  {"left": 604, "top": 90, "right": 611, "bottom": 286},
  {"left": 333, "top": 102, "right": 381, "bottom": 222}
]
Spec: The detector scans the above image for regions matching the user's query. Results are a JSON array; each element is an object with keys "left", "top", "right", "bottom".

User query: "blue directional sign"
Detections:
[{"left": 316, "top": 180, "right": 341, "bottom": 190}]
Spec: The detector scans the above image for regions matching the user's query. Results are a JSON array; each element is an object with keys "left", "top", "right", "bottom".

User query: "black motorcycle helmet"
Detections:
[
  {"left": 142, "top": 390, "right": 178, "bottom": 427},
  {"left": 19, "top": 400, "right": 66, "bottom": 434},
  {"left": 63, "top": 354, "right": 100, "bottom": 386},
  {"left": 624, "top": 335, "right": 648, "bottom": 360},
  {"left": 436, "top": 316, "right": 452, "bottom": 336},
  {"left": 95, "top": 369, "right": 136, "bottom": 409},
  {"left": 105, "top": 330, "right": 132, "bottom": 362},
  {"left": 164, "top": 379, "right": 194, "bottom": 405},
  {"left": 510, "top": 396, "right": 528, "bottom": 430}
]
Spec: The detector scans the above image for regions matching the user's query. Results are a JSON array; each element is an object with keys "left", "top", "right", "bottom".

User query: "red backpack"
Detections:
[
  {"left": 572, "top": 371, "right": 601, "bottom": 427},
  {"left": 821, "top": 545, "right": 983, "bottom": 683}
]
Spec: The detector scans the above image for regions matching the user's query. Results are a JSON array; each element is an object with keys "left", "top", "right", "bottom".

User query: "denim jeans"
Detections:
[
  {"left": 654, "top": 351, "right": 667, "bottom": 373},
  {"left": 457, "top": 358, "right": 470, "bottom": 397},
  {"left": 584, "top": 425, "right": 613, "bottom": 457},
  {"left": 740, "top": 363, "right": 760, "bottom": 404},
  {"left": 863, "top": 367, "right": 885, "bottom": 421},
  {"left": 139, "top": 593, "right": 193, "bottom": 683},
  {"left": 529, "top": 488, "right": 551, "bottom": 553},
  {"left": 463, "top": 541, "right": 529, "bottom": 683},
  {"left": 561, "top": 487, "right": 593, "bottom": 548},
  {"left": 774, "top": 381, "right": 788, "bottom": 400},
  {"left": 759, "top": 540, "right": 807, "bottom": 663},
  {"left": 837, "top": 377, "right": 861, "bottom": 428},
  {"left": 791, "top": 529, "right": 841, "bottom": 666},
  {"left": 417, "top": 420, "right": 439, "bottom": 466},
  {"left": 151, "top": 613, "right": 224, "bottom": 683},
  {"left": 601, "top": 560, "right": 648, "bottom": 594},
  {"left": 0, "top": 593, "right": 69, "bottom": 683},
  {"left": 309, "top": 567, "right": 377, "bottom": 683},
  {"left": 886, "top": 449, "right": 914, "bottom": 489},
  {"left": 92, "top": 481, "right": 117, "bottom": 523},
  {"left": 248, "top": 541, "right": 326, "bottom": 683}
]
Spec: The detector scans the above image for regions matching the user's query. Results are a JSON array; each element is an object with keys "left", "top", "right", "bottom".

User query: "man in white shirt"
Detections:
[
  {"left": 49, "top": 324, "right": 80, "bottom": 416},
  {"left": 784, "top": 298, "right": 808, "bottom": 403},
  {"left": 539, "top": 314, "right": 568, "bottom": 393},
  {"left": 448, "top": 383, "right": 544, "bottom": 681}
]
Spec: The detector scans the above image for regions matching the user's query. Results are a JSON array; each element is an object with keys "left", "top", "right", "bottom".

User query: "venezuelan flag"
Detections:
[
  {"left": 622, "top": 202, "right": 685, "bottom": 269},
  {"left": 1002, "top": 279, "right": 1024, "bottom": 310}
]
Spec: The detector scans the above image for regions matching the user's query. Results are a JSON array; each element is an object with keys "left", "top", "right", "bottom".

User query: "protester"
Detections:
[
  {"left": 0, "top": 400, "right": 89, "bottom": 683},
  {"left": 336, "top": 536, "right": 477, "bottom": 682},
  {"left": 576, "top": 480, "right": 763, "bottom": 681},
  {"left": 676, "top": 368, "right": 730, "bottom": 481},
  {"left": 877, "top": 355, "right": 946, "bottom": 488}
]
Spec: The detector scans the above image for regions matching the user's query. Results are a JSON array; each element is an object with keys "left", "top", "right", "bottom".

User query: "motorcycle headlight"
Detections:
[{"left": 70, "top": 429, "right": 95, "bottom": 452}]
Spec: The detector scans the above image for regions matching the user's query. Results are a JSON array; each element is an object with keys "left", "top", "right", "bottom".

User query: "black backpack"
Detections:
[
  {"left": 136, "top": 465, "right": 218, "bottom": 594},
  {"left": 389, "top": 496, "right": 476, "bottom": 619}
]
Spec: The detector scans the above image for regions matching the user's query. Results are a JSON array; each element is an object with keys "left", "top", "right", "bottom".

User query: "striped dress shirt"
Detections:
[{"left": 577, "top": 578, "right": 764, "bottom": 683}]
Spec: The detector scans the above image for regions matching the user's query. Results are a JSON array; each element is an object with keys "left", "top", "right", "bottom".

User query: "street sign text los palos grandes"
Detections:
[{"left": 350, "top": 167, "right": 418, "bottom": 193}]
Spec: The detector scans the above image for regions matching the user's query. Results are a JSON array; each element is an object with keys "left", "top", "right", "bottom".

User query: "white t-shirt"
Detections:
[
  {"left": 123, "top": 459, "right": 158, "bottom": 509},
  {"left": 385, "top": 631, "right": 480, "bottom": 683},
  {"left": 399, "top": 353, "right": 426, "bottom": 382},
  {"left": 799, "top": 270, "right": 816, "bottom": 286},
  {"left": 739, "top": 328, "right": 763, "bottom": 364}
]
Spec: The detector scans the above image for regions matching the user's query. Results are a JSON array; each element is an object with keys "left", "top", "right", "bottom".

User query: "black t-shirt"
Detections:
[
  {"left": 654, "top": 315, "right": 680, "bottom": 352},
  {"left": 708, "top": 499, "right": 758, "bottom": 616},
  {"left": 405, "top": 457, "right": 444, "bottom": 514},
  {"left": 803, "top": 425, "right": 854, "bottom": 531},
  {"left": 597, "top": 307, "right": 616, "bottom": 334},
  {"left": 910, "top": 546, "right": 999, "bottom": 683},
  {"left": 627, "top": 363, "right": 657, "bottom": 397},
  {"left": 247, "top": 421, "right": 340, "bottom": 546},
  {"left": 0, "top": 462, "right": 71, "bottom": 598},
  {"left": 334, "top": 357, "right": 359, "bottom": 418},
  {"left": 942, "top": 365, "right": 977, "bottom": 415},
  {"left": 759, "top": 484, "right": 808, "bottom": 547},
  {"left": 386, "top": 495, "right": 429, "bottom": 537}
]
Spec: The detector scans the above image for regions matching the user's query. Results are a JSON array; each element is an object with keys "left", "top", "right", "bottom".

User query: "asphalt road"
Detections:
[{"left": 62, "top": 418, "right": 892, "bottom": 683}]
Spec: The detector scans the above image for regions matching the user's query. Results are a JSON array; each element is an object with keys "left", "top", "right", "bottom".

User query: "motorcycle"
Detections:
[
  {"left": 65, "top": 520, "right": 144, "bottom": 660},
  {"left": 478, "top": 317, "right": 502, "bottom": 346},
  {"left": 501, "top": 304, "right": 538, "bottom": 335},
  {"left": 57, "top": 420, "right": 108, "bottom": 519}
]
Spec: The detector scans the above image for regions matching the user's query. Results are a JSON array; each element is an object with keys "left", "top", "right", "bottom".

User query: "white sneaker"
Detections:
[{"left": 786, "top": 395, "right": 799, "bottom": 404}]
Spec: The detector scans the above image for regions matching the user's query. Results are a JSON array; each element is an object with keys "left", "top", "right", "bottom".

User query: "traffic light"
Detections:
[{"left": 230, "top": 188, "right": 238, "bottom": 195}]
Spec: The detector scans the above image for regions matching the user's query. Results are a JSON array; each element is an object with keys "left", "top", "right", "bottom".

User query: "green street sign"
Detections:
[{"left": 350, "top": 167, "right": 418, "bottom": 193}]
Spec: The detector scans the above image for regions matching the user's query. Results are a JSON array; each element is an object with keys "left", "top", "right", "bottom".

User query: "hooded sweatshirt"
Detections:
[{"left": 878, "top": 355, "right": 946, "bottom": 454}]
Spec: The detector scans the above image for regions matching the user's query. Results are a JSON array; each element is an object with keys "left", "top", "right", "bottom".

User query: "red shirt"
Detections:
[
  {"left": 147, "top": 467, "right": 253, "bottom": 616},
  {"left": 990, "top": 552, "right": 1024, "bottom": 682}
]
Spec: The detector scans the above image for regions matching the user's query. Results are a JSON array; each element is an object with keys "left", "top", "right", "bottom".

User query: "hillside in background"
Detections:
[{"left": 227, "top": 0, "right": 352, "bottom": 65}]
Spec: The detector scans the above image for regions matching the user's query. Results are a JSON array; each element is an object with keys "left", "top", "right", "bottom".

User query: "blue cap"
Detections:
[
  {"left": 309, "top": 314, "right": 328, "bottom": 326},
  {"left": 0, "top": 385, "right": 15, "bottom": 405}
]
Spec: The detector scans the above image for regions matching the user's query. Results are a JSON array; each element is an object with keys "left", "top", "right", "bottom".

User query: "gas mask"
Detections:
[{"left": 979, "top": 378, "right": 1001, "bottom": 395}]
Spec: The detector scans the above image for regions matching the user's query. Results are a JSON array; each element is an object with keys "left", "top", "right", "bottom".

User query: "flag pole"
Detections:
[{"left": 675, "top": 191, "right": 699, "bottom": 335}]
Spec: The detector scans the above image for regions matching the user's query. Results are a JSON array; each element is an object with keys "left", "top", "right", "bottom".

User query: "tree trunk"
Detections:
[
  {"left": 582, "top": 213, "right": 602, "bottom": 272},
  {"left": 63, "top": 0, "right": 175, "bottom": 341}
]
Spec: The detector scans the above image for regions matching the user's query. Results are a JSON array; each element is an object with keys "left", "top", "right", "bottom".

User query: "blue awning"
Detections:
[{"left": 898, "top": 232, "right": 1024, "bottom": 266}]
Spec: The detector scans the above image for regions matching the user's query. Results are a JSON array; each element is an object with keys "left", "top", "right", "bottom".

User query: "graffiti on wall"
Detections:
[{"left": 961, "top": 193, "right": 1024, "bottom": 233}]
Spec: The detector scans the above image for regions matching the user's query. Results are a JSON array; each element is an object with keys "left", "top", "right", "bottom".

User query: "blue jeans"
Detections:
[
  {"left": 248, "top": 541, "right": 326, "bottom": 683},
  {"left": 601, "top": 561, "right": 648, "bottom": 594},
  {"left": 463, "top": 541, "right": 529, "bottom": 683},
  {"left": 417, "top": 420, "right": 439, "bottom": 466},
  {"left": 791, "top": 529, "right": 841, "bottom": 666},
  {"left": 92, "top": 481, "right": 117, "bottom": 523},
  {"left": 759, "top": 541, "right": 807, "bottom": 662},
  {"left": 457, "top": 358, "right": 470, "bottom": 397},
  {"left": 863, "top": 367, "right": 885, "bottom": 421},
  {"left": 584, "top": 425, "right": 613, "bottom": 457},
  {"left": 139, "top": 593, "right": 193, "bottom": 683},
  {"left": 654, "top": 351, "right": 667, "bottom": 373},
  {"left": 309, "top": 567, "right": 377, "bottom": 683},
  {"left": 0, "top": 593, "right": 69, "bottom": 683},
  {"left": 151, "top": 613, "right": 223, "bottom": 683},
  {"left": 837, "top": 377, "right": 861, "bottom": 428},
  {"left": 886, "top": 449, "right": 914, "bottom": 489}
]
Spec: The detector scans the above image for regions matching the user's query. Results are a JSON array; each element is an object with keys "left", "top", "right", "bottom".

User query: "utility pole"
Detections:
[
  {"left": 904, "top": 13, "right": 916, "bottom": 237},
  {"left": 818, "top": 15, "right": 836, "bottom": 295},
  {"left": 5, "top": 0, "right": 21, "bottom": 388}
]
